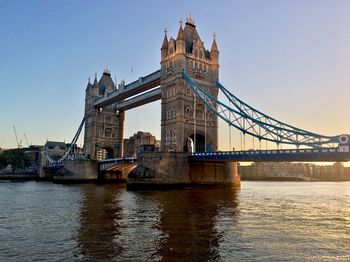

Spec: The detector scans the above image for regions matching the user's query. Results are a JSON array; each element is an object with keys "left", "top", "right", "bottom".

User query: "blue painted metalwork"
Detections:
[
  {"left": 43, "top": 117, "right": 86, "bottom": 170},
  {"left": 190, "top": 149, "right": 350, "bottom": 162},
  {"left": 182, "top": 71, "right": 348, "bottom": 148}
]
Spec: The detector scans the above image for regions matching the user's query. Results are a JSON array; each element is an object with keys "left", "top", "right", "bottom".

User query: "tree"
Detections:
[
  {"left": 0, "top": 149, "right": 31, "bottom": 170},
  {"left": 0, "top": 153, "right": 6, "bottom": 169}
]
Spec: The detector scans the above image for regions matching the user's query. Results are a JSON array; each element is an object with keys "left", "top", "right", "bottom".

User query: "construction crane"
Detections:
[
  {"left": 13, "top": 125, "right": 22, "bottom": 148},
  {"left": 23, "top": 133, "right": 30, "bottom": 147}
]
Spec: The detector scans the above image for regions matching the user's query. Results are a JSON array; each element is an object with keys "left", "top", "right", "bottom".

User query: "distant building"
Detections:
[
  {"left": 239, "top": 162, "right": 350, "bottom": 181},
  {"left": 123, "top": 131, "right": 160, "bottom": 158},
  {"left": 44, "top": 141, "right": 67, "bottom": 160},
  {"left": 44, "top": 141, "right": 83, "bottom": 160},
  {"left": 23, "top": 145, "right": 42, "bottom": 167}
]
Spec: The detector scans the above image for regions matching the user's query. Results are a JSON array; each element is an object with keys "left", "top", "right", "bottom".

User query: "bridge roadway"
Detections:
[
  {"left": 94, "top": 70, "right": 161, "bottom": 108},
  {"left": 189, "top": 148, "right": 350, "bottom": 162},
  {"left": 99, "top": 147, "right": 350, "bottom": 171}
]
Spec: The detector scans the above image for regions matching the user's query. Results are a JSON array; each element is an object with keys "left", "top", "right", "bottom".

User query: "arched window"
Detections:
[
  {"left": 195, "top": 48, "right": 198, "bottom": 58},
  {"left": 185, "top": 106, "right": 191, "bottom": 118},
  {"left": 199, "top": 50, "right": 203, "bottom": 59}
]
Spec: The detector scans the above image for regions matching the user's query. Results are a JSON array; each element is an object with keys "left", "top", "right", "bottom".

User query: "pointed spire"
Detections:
[
  {"left": 86, "top": 77, "right": 92, "bottom": 91},
  {"left": 103, "top": 66, "right": 111, "bottom": 75},
  {"left": 161, "top": 28, "right": 168, "bottom": 50},
  {"left": 186, "top": 12, "right": 195, "bottom": 26},
  {"left": 93, "top": 72, "right": 98, "bottom": 86},
  {"left": 177, "top": 18, "right": 184, "bottom": 40},
  {"left": 211, "top": 32, "right": 219, "bottom": 53}
]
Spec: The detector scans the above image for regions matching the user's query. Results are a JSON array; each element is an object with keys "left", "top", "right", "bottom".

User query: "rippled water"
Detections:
[{"left": 0, "top": 181, "right": 349, "bottom": 261}]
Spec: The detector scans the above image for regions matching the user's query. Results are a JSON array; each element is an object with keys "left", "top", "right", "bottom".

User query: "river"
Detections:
[{"left": 0, "top": 181, "right": 349, "bottom": 261}]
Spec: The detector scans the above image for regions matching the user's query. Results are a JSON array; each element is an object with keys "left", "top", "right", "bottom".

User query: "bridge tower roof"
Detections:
[{"left": 98, "top": 68, "right": 115, "bottom": 96}]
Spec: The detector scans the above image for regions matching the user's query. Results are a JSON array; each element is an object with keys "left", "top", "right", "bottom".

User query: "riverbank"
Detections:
[
  {"left": 0, "top": 174, "right": 39, "bottom": 181},
  {"left": 242, "top": 176, "right": 308, "bottom": 182}
]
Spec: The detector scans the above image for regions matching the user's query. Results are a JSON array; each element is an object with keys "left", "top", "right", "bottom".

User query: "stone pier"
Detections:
[
  {"left": 53, "top": 160, "right": 99, "bottom": 182},
  {"left": 127, "top": 152, "right": 241, "bottom": 189}
]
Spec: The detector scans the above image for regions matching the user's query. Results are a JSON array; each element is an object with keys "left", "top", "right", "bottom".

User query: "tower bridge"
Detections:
[{"left": 42, "top": 16, "right": 350, "bottom": 187}]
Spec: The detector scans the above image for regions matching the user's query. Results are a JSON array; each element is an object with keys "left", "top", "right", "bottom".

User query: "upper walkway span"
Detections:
[{"left": 94, "top": 70, "right": 161, "bottom": 108}]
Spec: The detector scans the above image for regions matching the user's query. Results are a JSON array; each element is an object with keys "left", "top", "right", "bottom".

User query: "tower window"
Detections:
[
  {"left": 104, "top": 128, "right": 112, "bottom": 138},
  {"left": 185, "top": 107, "right": 191, "bottom": 118},
  {"left": 105, "top": 116, "right": 112, "bottom": 124}
]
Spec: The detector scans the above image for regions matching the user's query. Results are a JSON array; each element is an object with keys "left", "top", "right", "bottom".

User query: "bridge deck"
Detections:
[{"left": 190, "top": 148, "right": 350, "bottom": 162}]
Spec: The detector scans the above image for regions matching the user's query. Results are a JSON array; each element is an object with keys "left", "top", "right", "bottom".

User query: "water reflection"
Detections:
[
  {"left": 154, "top": 188, "right": 239, "bottom": 261},
  {"left": 77, "top": 184, "right": 124, "bottom": 260},
  {"left": 76, "top": 185, "right": 239, "bottom": 261},
  {"left": 3, "top": 182, "right": 348, "bottom": 261}
]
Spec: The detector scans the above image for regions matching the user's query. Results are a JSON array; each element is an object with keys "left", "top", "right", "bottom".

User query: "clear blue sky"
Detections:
[{"left": 0, "top": 0, "right": 349, "bottom": 150}]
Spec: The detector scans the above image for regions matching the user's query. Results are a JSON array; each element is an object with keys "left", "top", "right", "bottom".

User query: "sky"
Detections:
[{"left": 0, "top": 0, "right": 349, "bottom": 154}]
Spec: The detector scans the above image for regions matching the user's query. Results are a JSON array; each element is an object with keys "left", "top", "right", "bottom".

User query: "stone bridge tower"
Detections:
[
  {"left": 84, "top": 69, "right": 125, "bottom": 160},
  {"left": 160, "top": 16, "right": 219, "bottom": 153}
]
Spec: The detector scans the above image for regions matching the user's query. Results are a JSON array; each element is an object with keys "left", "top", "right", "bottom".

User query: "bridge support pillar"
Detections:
[
  {"left": 115, "top": 110, "right": 125, "bottom": 158},
  {"left": 225, "top": 161, "right": 241, "bottom": 188},
  {"left": 127, "top": 152, "right": 240, "bottom": 189},
  {"left": 189, "top": 161, "right": 241, "bottom": 188}
]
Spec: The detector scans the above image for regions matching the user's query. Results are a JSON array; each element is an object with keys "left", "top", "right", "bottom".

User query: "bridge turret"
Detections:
[
  {"left": 176, "top": 19, "right": 185, "bottom": 54},
  {"left": 210, "top": 33, "right": 219, "bottom": 63},
  {"left": 210, "top": 33, "right": 219, "bottom": 81},
  {"left": 85, "top": 77, "right": 92, "bottom": 92},
  {"left": 83, "top": 69, "right": 124, "bottom": 160},
  {"left": 161, "top": 29, "right": 168, "bottom": 61},
  {"left": 90, "top": 73, "right": 99, "bottom": 96}
]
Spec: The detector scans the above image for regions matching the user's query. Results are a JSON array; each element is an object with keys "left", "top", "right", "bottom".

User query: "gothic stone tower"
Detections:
[
  {"left": 84, "top": 69, "right": 125, "bottom": 160},
  {"left": 160, "top": 16, "right": 219, "bottom": 153}
]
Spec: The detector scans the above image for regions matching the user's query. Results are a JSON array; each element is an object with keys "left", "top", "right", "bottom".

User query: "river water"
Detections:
[{"left": 0, "top": 181, "right": 349, "bottom": 261}]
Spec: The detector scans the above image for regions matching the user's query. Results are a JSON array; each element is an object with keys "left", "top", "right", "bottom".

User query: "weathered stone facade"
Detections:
[
  {"left": 123, "top": 131, "right": 160, "bottom": 158},
  {"left": 160, "top": 16, "right": 219, "bottom": 153},
  {"left": 127, "top": 152, "right": 241, "bottom": 189},
  {"left": 84, "top": 69, "right": 124, "bottom": 160}
]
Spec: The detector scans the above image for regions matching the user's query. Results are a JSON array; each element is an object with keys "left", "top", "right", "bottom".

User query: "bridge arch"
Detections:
[{"left": 184, "top": 132, "right": 214, "bottom": 153}]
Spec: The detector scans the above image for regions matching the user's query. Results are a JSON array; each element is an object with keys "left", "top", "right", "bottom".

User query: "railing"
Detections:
[
  {"left": 189, "top": 147, "right": 350, "bottom": 162},
  {"left": 124, "top": 70, "right": 161, "bottom": 91},
  {"left": 190, "top": 148, "right": 340, "bottom": 157}
]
